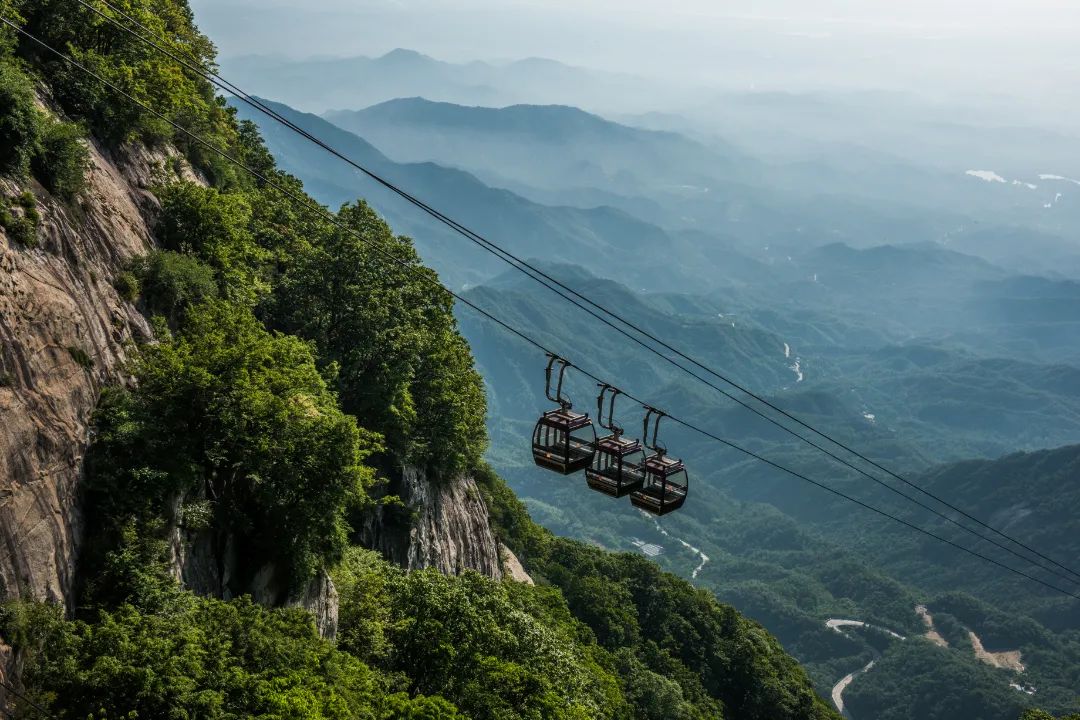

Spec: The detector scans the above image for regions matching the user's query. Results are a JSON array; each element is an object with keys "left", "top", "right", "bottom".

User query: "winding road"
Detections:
[
  {"left": 831, "top": 660, "right": 875, "bottom": 717},
  {"left": 645, "top": 514, "right": 710, "bottom": 579},
  {"left": 825, "top": 618, "right": 908, "bottom": 718},
  {"left": 825, "top": 608, "right": 1030, "bottom": 717}
]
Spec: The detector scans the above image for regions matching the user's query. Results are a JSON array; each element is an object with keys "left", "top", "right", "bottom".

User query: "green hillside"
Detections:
[{"left": 0, "top": 2, "right": 839, "bottom": 718}]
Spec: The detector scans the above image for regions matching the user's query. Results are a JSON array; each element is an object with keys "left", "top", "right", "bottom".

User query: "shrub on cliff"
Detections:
[
  {"left": 130, "top": 250, "right": 219, "bottom": 326},
  {"left": 31, "top": 115, "right": 89, "bottom": 198},
  {"left": 0, "top": 60, "right": 40, "bottom": 176}
]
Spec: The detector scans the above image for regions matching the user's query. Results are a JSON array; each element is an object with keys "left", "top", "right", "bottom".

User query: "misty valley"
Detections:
[
  {"left": 1, "top": 2, "right": 1079, "bottom": 719},
  {"left": 231, "top": 49, "right": 1080, "bottom": 720}
]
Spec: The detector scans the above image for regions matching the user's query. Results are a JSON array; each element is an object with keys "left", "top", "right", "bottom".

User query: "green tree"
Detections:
[
  {"left": 24, "top": 0, "right": 225, "bottom": 145},
  {"left": 333, "top": 549, "right": 628, "bottom": 720},
  {"left": 129, "top": 250, "right": 218, "bottom": 327},
  {"left": 30, "top": 115, "right": 89, "bottom": 198},
  {"left": 155, "top": 182, "right": 268, "bottom": 303},
  {"left": 0, "top": 0, "right": 25, "bottom": 56},
  {"left": 0, "top": 60, "right": 41, "bottom": 176},
  {"left": 0, "top": 596, "right": 465, "bottom": 720},
  {"left": 410, "top": 325, "right": 487, "bottom": 475},
  {"left": 270, "top": 201, "right": 486, "bottom": 475},
  {"left": 86, "top": 300, "right": 380, "bottom": 594}
]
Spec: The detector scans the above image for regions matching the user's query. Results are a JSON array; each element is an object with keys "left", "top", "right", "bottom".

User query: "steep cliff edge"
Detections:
[
  {"left": 1, "top": 124, "right": 508, "bottom": 633},
  {"left": 0, "top": 139, "right": 172, "bottom": 606},
  {"left": 1, "top": 5, "right": 838, "bottom": 717},
  {"left": 359, "top": 466, "right": 505, "bottom": 580}
]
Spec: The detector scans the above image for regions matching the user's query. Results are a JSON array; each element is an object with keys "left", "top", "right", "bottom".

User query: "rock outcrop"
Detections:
[
  {"left": 360, "top": 466, "right": 504, "bottom": 580},
  {"left": 500, "top": 544, "right": 534, "bottom": 585},
  {"left": 0, "top": 140, "right": 170, "bottom": 607},
  {"left": 168, "top": 513, "right": 341, "bottom": 639},
  {"left": 1, "top": 108, "right": 514, "bottom": 652},
  {"left": 167, "top": 464, "right": 523, "bottom": 639}
]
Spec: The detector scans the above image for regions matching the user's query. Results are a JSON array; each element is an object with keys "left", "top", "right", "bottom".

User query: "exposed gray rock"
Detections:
[
  {"left": 0, "top": 138, "right": 169, "bottom": 607},
  {"left": 500, "top": 544, "right": 534, "bottom": 585},
  {"left": 360, "top": 466, "right": 503, "bottom": 580},
  {"left": 291, "top": 570, "right": 339, "bottom": 640},
  {"left": 167, "top": 489, "right": 338, "bottom": 638}
]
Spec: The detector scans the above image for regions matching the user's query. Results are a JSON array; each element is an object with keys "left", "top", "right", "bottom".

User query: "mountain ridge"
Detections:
[{"left": 0, "top": 4, "right": 842, "bottom": 718}]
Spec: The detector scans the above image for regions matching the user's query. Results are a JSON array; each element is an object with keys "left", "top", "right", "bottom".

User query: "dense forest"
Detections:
[{"left": 0, "top": 1, "right": 842, "bottom": 717}]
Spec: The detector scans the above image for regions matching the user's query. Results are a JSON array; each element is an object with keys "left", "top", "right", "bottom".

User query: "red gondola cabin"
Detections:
[
  {"left": 586, "top": 385, "right": 646, "bottom": 497},
  {"left": 630, "top": 408, "right": 689, "bottom": 516},
  {"left": 532, "top": 355, "right": 596, "bottom": 475}
]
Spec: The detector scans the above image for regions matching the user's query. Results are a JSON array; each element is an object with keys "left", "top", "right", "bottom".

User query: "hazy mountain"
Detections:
[
  {"left": 316, "top": 98, "right": 979, "bottom": 268},
  {"left": 232, "top": 96, "right": 728, "bottom": 289},
  {"left": 220, "top": 49, "right": 677, "bottom": 115},
  {"left": 234, "top": 86, "right": 1080, "bottom": 720},
  {"left": 323, "top": 96, "right": 1080, "bottom": 281},
  {"left": 323, "top": 98, "right": 750, "bottom": 201}
]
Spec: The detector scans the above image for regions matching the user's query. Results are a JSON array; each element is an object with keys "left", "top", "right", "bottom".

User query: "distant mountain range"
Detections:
[
  {"left": 232, "top": 96, "right": 729, "bottom": 290},
  {"left": 221, "top": 49, "right": 677, "bottom": 115},
  {"left": 236, "top": 85, "right": 1080, "bottom": 720},
  {"left": 237, "top": 95, "right": 1080, "bottom": 368},
  {"left": 323, "top": 97, "right": 750, "bottom": 210}
]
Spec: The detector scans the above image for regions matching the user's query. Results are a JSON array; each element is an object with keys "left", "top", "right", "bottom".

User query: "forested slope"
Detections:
[{"left": 0, "top": 1, "right": 838, "bottom": 717}]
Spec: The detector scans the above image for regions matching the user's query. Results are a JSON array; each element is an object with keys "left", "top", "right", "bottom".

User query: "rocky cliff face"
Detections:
[
  {"left": 167, "top": 501, "right": 342, "bottom": 638},
  {"left": 0, "top": 139, "right": 170, "bottom": 607},
  {"left": 360, "top": 466, "right": 506, "bottom": 580},
  {"left": 164, "top": 465, "right": 522, "bottom": 640},
  {"left": 1, "top": 115, "right": 519, "bottom": 648}
]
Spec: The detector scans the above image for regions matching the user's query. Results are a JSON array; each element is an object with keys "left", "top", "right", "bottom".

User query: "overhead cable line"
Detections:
[
  {"left": 8, "top": 15, "right": 1080, "bottom": 603},
  {"left": 0, "top": 677, "right": 55, "bottom": 720},
  {"left": 75, "top": 0, "right": 1080, "bottom": 588}
]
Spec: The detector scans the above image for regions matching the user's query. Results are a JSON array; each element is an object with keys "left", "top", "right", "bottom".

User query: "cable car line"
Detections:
[
  {"left": 76, "top": 0, "right": 1080, "bottom": 586},
  {"left": 10, "top": 16, "right": 1080, "bottom": 602},
  {"left": 73, "top": 0, "right": 1080, "bottom": 588}
]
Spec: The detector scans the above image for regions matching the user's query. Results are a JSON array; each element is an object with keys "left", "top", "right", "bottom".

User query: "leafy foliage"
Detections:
[
  {"left": 0, "top": 60, "right": 40, "bottom": 176},
  {"left": 334, "top": 548, "right": 626, "bottom": 720},
  {"left": 85, "top": 300, "right": 379, "bottom": 593},
  {"left": 30, "top": 114, "right": 89, "bottom": 198},
  {"left": 0, "top": 1, "right": 24, "bottom": 56},
  {"left": 155, "top": 182, "right": 268, "bottom": 303},
  {"left": 1, "top": 190, "right": 39, "bottom": 246},
  {"left": 66, "top": 345, "right": 93, "bottom": 369},
  {"left": 0, "top": 56, "right": 89, "bottom": 199},
  {"left": 129, "top": 250, "right": 219, "bottom": 325},
  {"left": 0, "top": 0, "right": 260, "bottom": 188},
  {"left": 474, "top": 465, "right": 839, "bottom": 720},
  {"left": 268, "top": 200, "right": 486, "bottom": 476},
  {"left": 1021, "top": 711, "right": 1080, "bottom": 720},
  {"left": 0, "top": 598, "right": 464, "bottom": 720}
]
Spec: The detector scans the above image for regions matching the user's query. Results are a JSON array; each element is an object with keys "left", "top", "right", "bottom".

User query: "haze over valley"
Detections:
[
  {"left": 214, "top": 5, "right": 1080, "bottom": 716},
  {"left": 1, "top": 1, "right": 1078, "bottom": 718}
]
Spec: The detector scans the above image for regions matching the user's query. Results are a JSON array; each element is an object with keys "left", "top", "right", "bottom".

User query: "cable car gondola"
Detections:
[
  {"left": 630, "top": 407, "right": 689, "bottom": 516},
  {"left": 586, "top": 384, "right": 646, "bottom": 498},
  {"left": 532, "top": 355, "right": 596, "bottom": 474}
]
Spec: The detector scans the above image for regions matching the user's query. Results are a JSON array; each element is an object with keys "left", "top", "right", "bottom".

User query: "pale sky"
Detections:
[{"left": 191, "top": 0, "right": 1080, "bottom": 106}]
